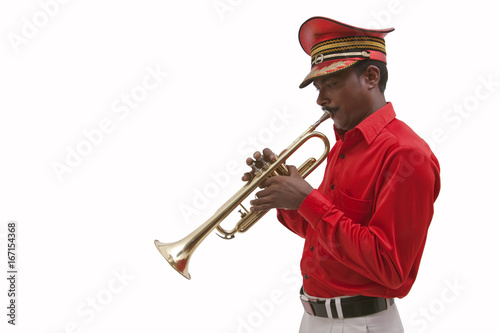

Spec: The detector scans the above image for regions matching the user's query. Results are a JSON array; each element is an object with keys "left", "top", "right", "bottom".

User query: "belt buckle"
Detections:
[{"left": 300, "top": 294, "right": 316, "bottom": 316}]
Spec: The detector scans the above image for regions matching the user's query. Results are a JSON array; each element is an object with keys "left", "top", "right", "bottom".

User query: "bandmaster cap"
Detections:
[{"left": 298, "top": 16, "right": 394, "bottom": 88}]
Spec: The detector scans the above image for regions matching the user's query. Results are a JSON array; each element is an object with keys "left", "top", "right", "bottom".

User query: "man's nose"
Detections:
[{"left": 316, "top": 88, "right": 330, "bottom": 107}]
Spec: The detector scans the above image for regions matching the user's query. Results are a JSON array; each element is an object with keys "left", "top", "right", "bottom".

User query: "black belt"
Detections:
[{"left": 300, "top": 287, "right": 394, "bottom": 319}]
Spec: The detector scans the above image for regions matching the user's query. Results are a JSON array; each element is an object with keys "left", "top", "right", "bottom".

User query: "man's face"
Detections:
[{"left": 313, "top": 67, "right": 374, "bottom": 132}]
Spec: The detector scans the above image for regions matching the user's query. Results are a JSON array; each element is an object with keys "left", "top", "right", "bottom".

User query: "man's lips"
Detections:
[{"left": 322, "top": 107, "right": 339, "bottom": 116}]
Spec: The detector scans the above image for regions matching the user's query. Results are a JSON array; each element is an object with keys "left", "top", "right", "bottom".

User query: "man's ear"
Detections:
[{"left": 364, "top": 65, "right": 381, "bottom": 90}]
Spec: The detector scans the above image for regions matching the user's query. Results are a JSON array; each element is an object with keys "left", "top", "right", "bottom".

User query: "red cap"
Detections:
[{"left": 298, "top": 17, "right": 394, "bottom": 88}]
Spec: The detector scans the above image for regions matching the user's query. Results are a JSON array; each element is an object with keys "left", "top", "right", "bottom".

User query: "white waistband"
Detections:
[{"left": 302, "top": 288, "right": 358, "bottom": 301}]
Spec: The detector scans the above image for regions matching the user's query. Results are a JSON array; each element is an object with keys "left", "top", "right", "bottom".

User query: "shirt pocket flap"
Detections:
[{"left": 339, "top": 190, "right": 372, "bottom": 225}]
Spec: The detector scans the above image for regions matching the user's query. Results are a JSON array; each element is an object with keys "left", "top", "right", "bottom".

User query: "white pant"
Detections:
[{"left": 299, "top": 301, "right": 404, "bottom": 333}]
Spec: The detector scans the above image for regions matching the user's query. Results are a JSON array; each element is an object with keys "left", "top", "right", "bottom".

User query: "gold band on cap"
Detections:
[{"left": 310, "top": 36, "right": 386, "bottom": 63}]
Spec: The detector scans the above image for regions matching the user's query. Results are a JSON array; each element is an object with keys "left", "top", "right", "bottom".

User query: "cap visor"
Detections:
[{"left": 299, "top": 59, "right": 359, "bottom": 88}]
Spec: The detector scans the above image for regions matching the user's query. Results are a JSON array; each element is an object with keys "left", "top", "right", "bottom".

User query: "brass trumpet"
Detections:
[{"left": 154, "top": 111, "right": 331, "bottom": 279}]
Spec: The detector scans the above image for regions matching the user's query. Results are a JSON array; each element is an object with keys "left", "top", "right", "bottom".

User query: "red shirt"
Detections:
[{"left": 277, "top": 102, "right": 440, "bottom": 298}]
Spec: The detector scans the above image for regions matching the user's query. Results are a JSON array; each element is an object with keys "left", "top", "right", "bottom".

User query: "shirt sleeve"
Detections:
[
  {"left": 297, "top": 146, "right": 440, "bottom": 289},
  {"left": 276, "top": 209, "right": 309, "bottom": 239}
]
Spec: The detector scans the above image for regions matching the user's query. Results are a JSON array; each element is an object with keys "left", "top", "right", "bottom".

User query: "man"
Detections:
[{"left": 243, "top": 17, "right": 440, "bottom": 332}]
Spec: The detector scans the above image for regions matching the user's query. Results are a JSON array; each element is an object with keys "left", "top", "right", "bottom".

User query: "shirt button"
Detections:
[
  {"left": 305, "top": 274, "right": 309, "bottom": 280},
  {"left": 310, "top": 246, "right": 314, "bottom": 251},
  {"left": 330, "top": 184, "right": 334, "bottom": 190},
  {"left": 341, "top": 154, "right": 346, "bottom": 159}
]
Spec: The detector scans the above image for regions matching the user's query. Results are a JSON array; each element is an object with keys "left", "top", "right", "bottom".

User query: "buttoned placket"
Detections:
[{"left": 302, "top": 131, "right": 362, "bottom": 284}]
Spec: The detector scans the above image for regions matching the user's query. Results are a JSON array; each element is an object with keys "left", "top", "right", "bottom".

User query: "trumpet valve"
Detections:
[
  {"left": 259, "top": 156, "right": 271, "bottom": 170},
  {"left": 275, "top": 164, "right": 290, "bottom": 176},
  {"left": 250, "top": 162, "right": 263, "bottom": 177}
]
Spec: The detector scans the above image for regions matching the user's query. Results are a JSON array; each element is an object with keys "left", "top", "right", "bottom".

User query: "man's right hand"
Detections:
[{"left": 241, "top": 148, "right": 278, "bottom": 182}]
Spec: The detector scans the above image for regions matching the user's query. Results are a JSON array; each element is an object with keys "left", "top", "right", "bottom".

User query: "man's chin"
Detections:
[{"left": 332, "top": 115, "right": 345, "bottom": 130}]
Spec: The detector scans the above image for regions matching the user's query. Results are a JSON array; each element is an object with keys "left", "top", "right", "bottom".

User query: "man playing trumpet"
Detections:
[{"left": 243, "top": 16, "right": 440, "bottom": 333}]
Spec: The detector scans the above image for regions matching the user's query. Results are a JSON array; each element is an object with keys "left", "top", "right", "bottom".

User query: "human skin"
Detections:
[{"left": 243, "top": 65, "right": 386, "bottom": 212}]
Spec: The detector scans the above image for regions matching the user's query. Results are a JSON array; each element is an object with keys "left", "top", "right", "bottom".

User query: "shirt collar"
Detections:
[{"left": 334, "top": 102, "right": 396, "bottom": 145}]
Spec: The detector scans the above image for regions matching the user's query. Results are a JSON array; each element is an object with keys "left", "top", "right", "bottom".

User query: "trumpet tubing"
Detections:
[{"left": 154, "top": 111, "right": 331, "bottom": 279}]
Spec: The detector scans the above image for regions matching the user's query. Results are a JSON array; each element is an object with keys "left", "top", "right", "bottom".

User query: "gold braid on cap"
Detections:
[{"left": 310, "top": 36, "right": 386, "bottom": 65}]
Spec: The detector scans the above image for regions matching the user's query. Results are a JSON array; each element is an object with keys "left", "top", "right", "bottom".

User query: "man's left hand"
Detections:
[{"left": 250, "top": 165, "right": 314, "bottom": 212}]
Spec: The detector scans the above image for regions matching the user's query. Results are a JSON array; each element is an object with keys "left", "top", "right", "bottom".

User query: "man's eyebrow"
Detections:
[{"left": 313, "top": 77, "right": 328, "bottom": 89}]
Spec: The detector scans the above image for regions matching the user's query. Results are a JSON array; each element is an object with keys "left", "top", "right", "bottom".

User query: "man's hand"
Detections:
[
  {"left": 241, "top": 148, "right": 278, "bottom": 182},
  {"left": 242, "top": 148, "right": 314, "bottom": 212}
]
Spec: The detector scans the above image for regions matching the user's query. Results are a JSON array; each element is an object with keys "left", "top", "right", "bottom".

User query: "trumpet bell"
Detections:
[{"left": 154, "top": 239, "right": 192, "bottom": 280}]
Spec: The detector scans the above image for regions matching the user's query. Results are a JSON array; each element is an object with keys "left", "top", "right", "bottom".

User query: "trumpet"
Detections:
[{"left": 154, "top": 111, "right": 331, "bottom": 279}]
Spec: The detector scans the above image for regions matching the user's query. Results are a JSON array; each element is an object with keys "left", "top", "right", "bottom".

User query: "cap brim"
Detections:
[{"left": 299, "top": 59, "right": 359, "bottom": 88}]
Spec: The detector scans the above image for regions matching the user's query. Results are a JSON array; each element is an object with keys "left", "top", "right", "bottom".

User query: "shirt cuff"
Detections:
[{"left": 297, "top": 189, "right": 334, "bottom": 227}]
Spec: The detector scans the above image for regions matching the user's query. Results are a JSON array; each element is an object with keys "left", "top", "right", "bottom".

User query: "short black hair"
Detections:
[{"left": 353, "top": 60, "right": 388, "bottom": 93}]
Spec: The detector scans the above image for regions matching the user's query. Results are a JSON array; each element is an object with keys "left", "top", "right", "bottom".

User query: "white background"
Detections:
[{"left": 1, "top": 0, "right": 499, "bottom": 332}]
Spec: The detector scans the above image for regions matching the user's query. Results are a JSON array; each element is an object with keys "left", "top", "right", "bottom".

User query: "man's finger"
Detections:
[
  {"left": 263, "top": 148, "right": 276, "bottom": 161},
  {"left": 250, "top": 198, "right": 274, "bottom": 212},
  {"left": 287, "top": 165, "right": 299, "bottom": 176},
  {"left": 242, "top": 172, "right": 253, "bottom": 182}
]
